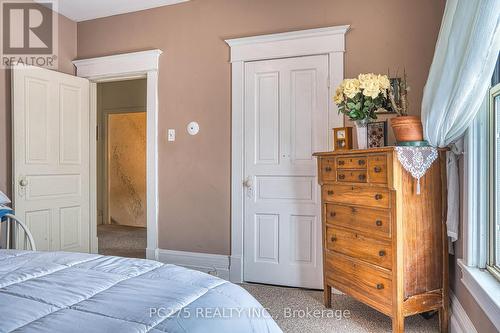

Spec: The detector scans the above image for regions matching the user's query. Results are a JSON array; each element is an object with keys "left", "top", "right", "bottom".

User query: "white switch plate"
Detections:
[{"left": 167, "top": 129, "right": 175, "bottom": 142}]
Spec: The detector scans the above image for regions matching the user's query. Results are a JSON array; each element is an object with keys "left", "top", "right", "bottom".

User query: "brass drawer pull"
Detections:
[
  {"left": 330, "top": 236, "right": 337, "bottom": 242},
  {"left": 338, "top": 174, "right": 345, "bottom": 180},
  {"left": 358, "top": 174, "right": 366, "bottom": 181},
  {"left": 325, "top": 166, "right": 332, "bottom": 172},
  {"left": 376, "top": 283, "right": 384, "bottom": 290},
  {"left": 327, "top": 190, "right": 334, "bottom": 195},
  {"left": 375, "top": 220, "right": 383, "bottom": 226},
  {"left": 379, "top": 250, "right": 386, "bottom": 257},
  {"left": 374, "top": 194, "right": 383, "bottom": 200},
  {"left": 374, "top": 166, "right": 382, "bottom": 173},
  {"left": 338, "top": 160, "right": 345, "bottom": 166},
  {"left": 358, "top": 159, "right": 366, "bottom": 166},
  {"left": 330, "top": 212, "right": 336, "bottom": 218}
]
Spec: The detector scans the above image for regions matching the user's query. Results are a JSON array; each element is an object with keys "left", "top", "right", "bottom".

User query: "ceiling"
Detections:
[{"left": 35, "top": 0, "right": 189, "bottom": 22}]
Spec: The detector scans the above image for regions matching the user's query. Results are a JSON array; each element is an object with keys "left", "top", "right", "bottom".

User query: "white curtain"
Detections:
[{"left": 421, "top": 0, "right": 500, "bottom": 242}]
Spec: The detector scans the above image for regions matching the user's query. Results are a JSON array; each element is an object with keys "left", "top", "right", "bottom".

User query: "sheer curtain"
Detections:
[{"left": 421, "top": 0, "right": 500, "bottom": 242}]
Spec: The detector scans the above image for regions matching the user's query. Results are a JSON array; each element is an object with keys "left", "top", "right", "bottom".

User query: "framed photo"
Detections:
[{"left": 367, "top": 121, "right": 387, "bottom": 148}]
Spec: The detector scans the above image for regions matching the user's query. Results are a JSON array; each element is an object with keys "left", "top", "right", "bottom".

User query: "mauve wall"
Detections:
[
  {"left": 0, "top": 11, "right": 77, "bottom": 196},
  {"left": 77, "top": 0, "right": 446, "bottom": 255}
]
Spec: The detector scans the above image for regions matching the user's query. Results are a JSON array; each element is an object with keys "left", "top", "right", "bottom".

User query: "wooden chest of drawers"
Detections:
[{"left": 314, "top": 147, "right": 449, "bottom": 333}]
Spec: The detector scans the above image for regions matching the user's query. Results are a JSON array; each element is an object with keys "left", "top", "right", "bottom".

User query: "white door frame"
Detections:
[
  {"left": 73, "top": 49, "right": 162, "bottom": 260},
  {"left": 225, "top": 26, "right": 349, "bottom": 283}
]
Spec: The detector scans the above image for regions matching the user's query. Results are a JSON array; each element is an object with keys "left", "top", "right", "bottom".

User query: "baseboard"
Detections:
[
  {"left": 450, "top": 292, "right": 477, "bottom": 333},
  {"left": 156, "top": 249, "right": 230, "bottom": 280}
]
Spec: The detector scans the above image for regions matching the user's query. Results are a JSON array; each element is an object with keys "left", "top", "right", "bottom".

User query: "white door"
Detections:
[
  {"left": 244, "top": 55, "right": 329, "bottom": 288},
  {"left": 12, "top": 65, "right": 90, "bottom": 252}
]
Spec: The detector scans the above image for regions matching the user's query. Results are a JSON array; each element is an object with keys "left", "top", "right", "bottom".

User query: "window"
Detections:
[{"left": 489, "top": 82, "right": 500, "bottom": 280}]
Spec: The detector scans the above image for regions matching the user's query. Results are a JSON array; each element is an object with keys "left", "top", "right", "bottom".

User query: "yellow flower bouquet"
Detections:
[{"left": 334, "top": 73, "right": 391, "bottom": 121}]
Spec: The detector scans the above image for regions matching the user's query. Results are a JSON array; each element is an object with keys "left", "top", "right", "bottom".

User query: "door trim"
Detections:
[
  {"left": 73, "top": 50, "right": 162, "bottom": 260},
  {"left": 225, "top": 26, "right": 349, "bottom": 283}
]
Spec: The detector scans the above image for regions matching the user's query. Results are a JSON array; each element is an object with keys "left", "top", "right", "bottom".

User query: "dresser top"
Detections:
[
  {"left": 313, "top": 147, "right": 397, "bottom": 156},
  {"left": 313, "top": 146, "right": 447, "bottom": 157}
]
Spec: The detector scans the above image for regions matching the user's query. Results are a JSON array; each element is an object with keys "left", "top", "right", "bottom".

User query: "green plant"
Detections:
[{"left": 334, "top": 73, "right": 390, "bottom": 121}]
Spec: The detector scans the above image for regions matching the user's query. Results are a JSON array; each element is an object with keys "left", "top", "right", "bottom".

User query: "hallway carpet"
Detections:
[
  {"left": 97, "top": 224, "right": 146, "bottom": 258},
  {"left": 242, "top": 283, "right": 439, "bottom": 333}
]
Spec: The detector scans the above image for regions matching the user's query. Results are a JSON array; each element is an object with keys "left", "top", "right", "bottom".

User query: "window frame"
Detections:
[{"left": 488, "top": 82, "right": 500, "bottom": 281}]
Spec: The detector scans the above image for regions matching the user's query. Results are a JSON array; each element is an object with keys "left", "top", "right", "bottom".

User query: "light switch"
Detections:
[{"left": 167, "top": 129, "right": 175, "bottom": 142}]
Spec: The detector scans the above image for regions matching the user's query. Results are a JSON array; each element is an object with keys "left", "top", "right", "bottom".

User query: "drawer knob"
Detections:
[
  {"left": 374, "top": 194, "right": 383, "bottom": 200},
  {"left": 330, "top": 236, "right": 337, "bottom": 242},
  {"left": 379, "top": 250, "right": 386, "bottom": 257},
  {"left": 358, "top": 174, "right": 366, "bottom": 181},
  {"left": 358, "top": 160, "right": 366, "bottom": 166},
  {"left": 351, "top": 207, "right": 357, "bottom": 213},
  {"left": 374, "top": 166, "right": 382, "bottom": 173},
  {"left": 327, "top": 190, "right": 334, "bottom": 195},
  {"left": 330, "top": 212, "right": 336, "bottom": 217},
  {"left": 376, "top": 283, "right": 384, "bottom": 290},
  {"left": 325, "top": 166, "right": 332, "bottom": 172},
  {"left": 338, "top": 160, "right": 345, "bottom": 166},
  {"left": 375, "top": 220, "right": 383, "bottom": 226},
  {"left": 338, "top": 174, "right": 345, "bottom": 180}
]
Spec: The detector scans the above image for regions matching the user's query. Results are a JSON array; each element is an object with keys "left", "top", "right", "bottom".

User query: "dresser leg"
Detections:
[
  {"left": 438, "top": 306, "right": 449, "bottom": 333},
  {"left": 392, "top": 315, "right": 404, "bottom": 333},
  {"left": 323, "top": 284, "right": 332, "bottom": 308}
]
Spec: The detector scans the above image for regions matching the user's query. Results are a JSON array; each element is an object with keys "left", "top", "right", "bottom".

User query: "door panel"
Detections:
[
  {"left": 12, "top": 65, "right": 90, "bottom": 252},
  {"left": 244, "top": 55, "right": 329, "bottom": 288}
]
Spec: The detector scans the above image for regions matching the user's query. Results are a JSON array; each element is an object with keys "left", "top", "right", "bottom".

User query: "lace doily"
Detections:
[{"left": 395, "top": 146, "right": 438, "bottom": 194}]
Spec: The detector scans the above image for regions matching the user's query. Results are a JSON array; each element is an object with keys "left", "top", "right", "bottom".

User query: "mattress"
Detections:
[{"left": 0, "top": 250, "right": 282, "bottom": 333}]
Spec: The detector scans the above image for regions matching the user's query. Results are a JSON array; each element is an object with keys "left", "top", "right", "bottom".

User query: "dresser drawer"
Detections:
[
  {"left": 337, "top": 156, "right": 367, "bottom": 169},
  {"left": 325, "top": 252, "right": 392, "bottom": 308},
  {"left": 322, "top": 184, "right": 390, "bottom": 208},
  {"left": 368, "top": 155, "right": 388, "bottom": 184},
  {"left": 326, "top": 204, "right": 391, "bottom": 238},
  {"left": 336, "top": 170, "right": 367, "bottom": 183},
  {"left": 320, "top": 158, "right": 336, "bottom": 181},
  {"left": 326, "top": 226, "right": 392, "bottom": 269}
]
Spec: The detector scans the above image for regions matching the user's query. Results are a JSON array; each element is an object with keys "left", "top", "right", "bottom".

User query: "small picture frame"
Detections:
[{"left": 367, "top": 121, "right": 387, "bottom": 148}]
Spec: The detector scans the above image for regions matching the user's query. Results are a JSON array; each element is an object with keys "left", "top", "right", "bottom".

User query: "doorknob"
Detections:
[
  {"left": 243, "top": 177, "right": 253, "bottom": 188},
  {"left": 19, "top": 177, "right": 28, "bottom": 187}
]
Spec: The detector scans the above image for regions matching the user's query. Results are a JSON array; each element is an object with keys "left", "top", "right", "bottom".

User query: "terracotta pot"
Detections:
[{"left": 390, "top": 116, "right": 423, "bottom": 142}]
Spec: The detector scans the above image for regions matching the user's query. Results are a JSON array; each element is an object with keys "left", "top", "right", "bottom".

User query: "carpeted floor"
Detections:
[
  {"left": 97, "top": 224, "right": 146, "bottom": 258},
  {"left": 242, "top": 283, "right": 439, "bottom": 333}
]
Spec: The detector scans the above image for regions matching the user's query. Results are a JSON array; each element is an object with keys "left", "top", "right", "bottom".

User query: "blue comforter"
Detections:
[{"left": 0, "top": 250, "right": 282, "bottom": 333}]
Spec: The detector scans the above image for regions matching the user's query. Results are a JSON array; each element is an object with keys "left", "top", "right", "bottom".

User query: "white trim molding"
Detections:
[
  {"left": 226, "top": 25, "right": 350, "bottom": 62},
  {"left": 225, "top": 26, "right": 349, "bottom": 283},
  {"left": 73, "top": 50, "right": 162, "bottom": 79},
  {"left": 73, "top": 49, "right": 162, "bottom": 260},
  {"left": 450, "top": 292, "right": 478, "bottom": 333},
  {"left": 458, "top": 259, "right": 500, "bottom": 330},
  {"left": 157, "top": 249, "right": 230, "bottom": 280}
]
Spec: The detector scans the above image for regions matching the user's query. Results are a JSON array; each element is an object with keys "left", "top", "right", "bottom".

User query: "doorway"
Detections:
[{"left": 96, "top": 79, "right": 147, "bottom": 258}]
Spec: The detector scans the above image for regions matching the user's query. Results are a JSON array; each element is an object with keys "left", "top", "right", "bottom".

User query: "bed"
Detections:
[{"left": 0, "top": 250, "right": 282, "bottom": 333}]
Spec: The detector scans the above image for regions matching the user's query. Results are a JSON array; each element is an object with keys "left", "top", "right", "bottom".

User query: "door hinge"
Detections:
[
  {"left": 96, "top": 125, "right": 99, "bottom": 141},
  {"left": 327, "top": 75, "right": 331, "bottom": 88}
]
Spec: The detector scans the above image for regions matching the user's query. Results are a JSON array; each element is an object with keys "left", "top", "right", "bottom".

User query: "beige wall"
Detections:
[
  {"left": 77, "top": 0, "right": 446, "bottom": 255},
  {"left": 108, "top": 112, "right": 147, "bottom": 227},
  {"left": 0, "top": 10, "right": 77, "bottom": 196}
]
